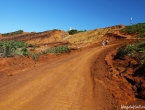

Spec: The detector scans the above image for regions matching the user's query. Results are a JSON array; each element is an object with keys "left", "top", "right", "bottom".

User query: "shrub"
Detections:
[
  {"left": 114, "top": 45, "right": 127, "bottom": 59},
  {"left": 41, "top": 45, "right": 71, "bottom": 55},
  {"left": 20, "top": 47, "right": 30, "bottom": 56},
  {"left": 32, "top": 53, "right": 40, "bottom": 61},
  {"left": 1, "top": 41, "right": 16, "bottom": 57},
  {"left": 49, "top": 45, "right": 70, "bottom": 54},
  {"left": 114, "top": 41, "right": 145, "bottom": 65},
  {"left": 136, "top": 41, "right": 145, "bottom": 48},
  {"left": 0, "top": 40, "right": 32, "bottom": 57},
  {"left": 2, "top": 30, "right": 24, "bottom": 37},
  {"left": 68, "top": 29, "right": 78, "bottom": 35},
  {"left": 68, "top": 29, "right": 87, "bottom": 35},
  {"left": 3, "top": 46, "right": 11, "bottom": 58},
  {"left": 121, "top": 23, "right": 145, "bottom": 38}
]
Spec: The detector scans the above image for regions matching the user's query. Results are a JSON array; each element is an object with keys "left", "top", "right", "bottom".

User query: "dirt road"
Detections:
[{"left": 0, "top": 45, "right": 112, "bottom": 110}]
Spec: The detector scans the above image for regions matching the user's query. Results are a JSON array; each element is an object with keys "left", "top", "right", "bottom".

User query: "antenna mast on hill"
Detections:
[
  {"left": 130, "top": 17, "right": 133, "bottom": 25},
  {"left": 70, "top": 27, "right": 72, "bottom": 30}
]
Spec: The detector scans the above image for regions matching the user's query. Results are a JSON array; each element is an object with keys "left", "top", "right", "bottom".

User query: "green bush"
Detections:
[
  {"left": 30, "top": 45, "right": 70, "bottom": 61},
  {"left": 32, "top": 53, "right": 40, "bottom": 61},
  {"left": 49, "top": 45, "right": 70, "bottom": 54},
  {"left": 41, "top": 45, "right": 71, "bottom": 55},
  {"left": 20, "top": 47, "right": 30, "bottom": 56},
  {"left": 68, "top": 29, "right": 87, "bottom": 35},
  {"left": 121, "top": 23, "right": 145, "bottom": 38},
  {"left": 2, "top": 30, "right": 24, "bottom": 37},
  {"left": 3, "top": 46, "right": 11, "bottom": 58},
  {"left": 0, "top": 40, "right": 31, "bottom": 57},
  {"left": 114, "top": 44, "right": 127, "bottom": 59},
  {"left": 0, "top": 41, "right": 16, "bottom": 58},
  {"left": 68, "top": 29, "right": 78, "bottom": 35},
  {"left": 114, "top": 41, "right": 145, "bottom": 64},
  {"left": 0, "top": 41, "right": 28, "bottom": 48}
]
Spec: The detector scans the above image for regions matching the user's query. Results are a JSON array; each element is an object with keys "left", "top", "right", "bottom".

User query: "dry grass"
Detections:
[{"left": 63, "top": 25, "right": 124, "bottom": 44}]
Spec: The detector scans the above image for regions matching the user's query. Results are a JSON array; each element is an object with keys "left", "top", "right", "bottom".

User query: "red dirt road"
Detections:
[{"left": 0, "top": 45, "right": 112, "bottom": 110}]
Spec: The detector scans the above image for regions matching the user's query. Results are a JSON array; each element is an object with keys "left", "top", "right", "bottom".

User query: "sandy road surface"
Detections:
[{"left": 0, "top": 46, "right": 109, "bottom": 110}]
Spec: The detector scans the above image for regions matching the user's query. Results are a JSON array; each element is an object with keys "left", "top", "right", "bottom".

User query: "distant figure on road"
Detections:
[
  {"left": 105, "top": 39, "right": 108, "bottom": 46},
  {"left": 102, "top": 40, "right": 105, "bottom": 48}
]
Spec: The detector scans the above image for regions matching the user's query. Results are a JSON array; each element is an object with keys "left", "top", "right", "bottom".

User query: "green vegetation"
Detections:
[
  {"left": 41, "top": 45, "right": 71, "bottom": 55},
  {"left": 0, "top": 41, "right": 70, "bottom": 60},
  {"left": 3, "top": 46, "right": 12, "bottom": 58},
  {"left": 121, "top": 23, "right": 145, "bottom": 38},
  {"left": 0, "top": 40, "right": 28, "bottom": 48},
  {"left": 114, "top": 41, "right": 145, "bottom": 64},
  {"left": 2, "top": 30, "right": 24, "bottom": 37},
  {"left": 68, "top": 29, "right": 86, "bottom": 35},
  {"left": 68, "top": 29, "right": 78, "bottom": 35},
  {"left": 20, "top": 47, "right": 30, "bottom": 56},
  {"left": 0, "top": 41, "right": 30, "bottom": 58},
  {"left": 31, "top": 45, "right": 71, "bottom": 61},
  {"left": 32, "top": 53, "right": 40, "bottom": 61},
  {"left": 0, "top": 40, "right": 71, "bottom": 62}
]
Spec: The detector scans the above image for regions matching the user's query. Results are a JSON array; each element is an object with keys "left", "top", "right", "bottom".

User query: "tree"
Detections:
[{"left": 68, "top": 29, "right": 78, "bottom": 35}]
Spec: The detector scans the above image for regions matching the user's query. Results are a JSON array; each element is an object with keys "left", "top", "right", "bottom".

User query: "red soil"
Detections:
[{"left": 0, "top": 31, "right": 145, "bottom": 109}]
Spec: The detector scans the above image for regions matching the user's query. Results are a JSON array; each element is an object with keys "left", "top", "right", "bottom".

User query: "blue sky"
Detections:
[{"left": 0, "top": 0, "right": 145, "bottom": 33}]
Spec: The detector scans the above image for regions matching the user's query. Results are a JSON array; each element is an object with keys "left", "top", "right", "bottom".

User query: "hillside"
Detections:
[
  {"left": 0, "top": 23, "right": 145, "bottom": 109},
  {"left": 0, "top": 30, "right": 68, "bottom": 45},
  {"left": 0, "top": 25, "right": 127, "bottom": 54},
  {"left": 1, "top": 23, "right": 145, "bottom": 46},
  {"left": 63, "top": 25, "right": 125, "bottom": 44}
]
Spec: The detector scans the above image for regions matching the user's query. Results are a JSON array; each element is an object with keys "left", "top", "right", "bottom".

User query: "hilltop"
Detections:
[
  {"left": 1, "top": 23, "right": 145, "bottom": 46},
  {"left": 2, "top": 24, "right": 143, "bottom": 45}
]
